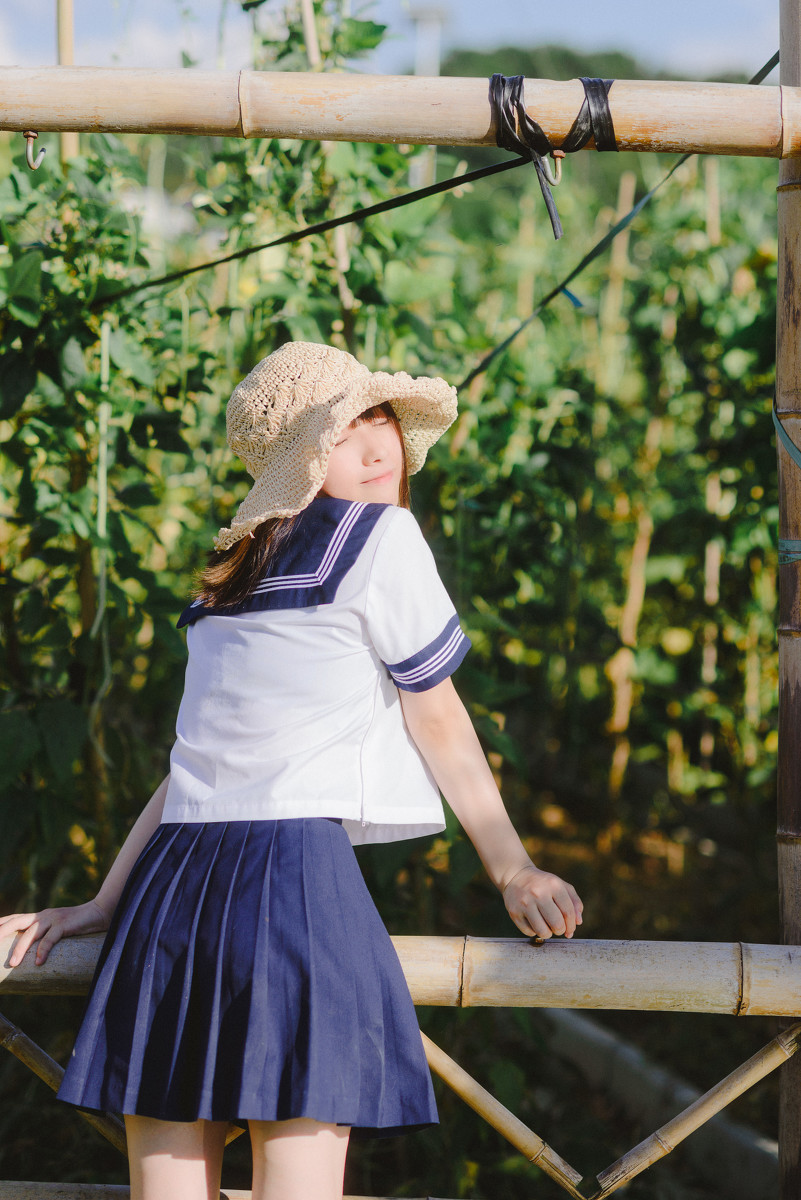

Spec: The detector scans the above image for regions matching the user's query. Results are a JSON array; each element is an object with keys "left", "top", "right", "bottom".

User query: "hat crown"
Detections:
[{"left": 227, "top": 342, "right": 369, "bottom": 478}]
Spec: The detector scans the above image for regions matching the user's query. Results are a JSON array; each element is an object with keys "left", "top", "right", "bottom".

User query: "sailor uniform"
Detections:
[{"left": 58, "top": 497, "right": 470, "bottom": 1132}]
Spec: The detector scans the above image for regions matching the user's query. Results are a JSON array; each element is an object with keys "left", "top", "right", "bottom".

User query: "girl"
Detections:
[{"left": 0, "top": 341, "right": 582, "bottom": 1200}]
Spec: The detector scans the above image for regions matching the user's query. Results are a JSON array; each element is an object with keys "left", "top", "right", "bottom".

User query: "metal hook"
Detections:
[
  {"left": 540, "top": 149, "right": 564, "bottom": 187},
  {"left": 23, "top": 131, "right": 46, "bottom": 171}
]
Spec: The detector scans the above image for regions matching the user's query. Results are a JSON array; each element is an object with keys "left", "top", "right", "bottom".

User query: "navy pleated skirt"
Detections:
[{"left": 57, "top": 818, "right": 437, "bottom": 1135}]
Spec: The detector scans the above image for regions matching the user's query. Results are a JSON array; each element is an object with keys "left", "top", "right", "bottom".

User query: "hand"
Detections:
[
  {"left": 502, "top": 865, "right": 583, "bottom": 940},
  {"left": 0, "top": 900, "right": 111, "bottom": 967}
]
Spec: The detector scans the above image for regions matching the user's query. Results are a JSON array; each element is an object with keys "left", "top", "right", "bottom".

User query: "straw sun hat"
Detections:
[{"left": 214, "top": 341, "right": 458, "bottom": 551}]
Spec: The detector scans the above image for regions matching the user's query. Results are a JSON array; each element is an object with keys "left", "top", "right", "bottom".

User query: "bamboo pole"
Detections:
[
  {"left": 0, "top": 1190, "right": 439, "bottom": 1200},
  {"left": 777, "top": 5, "right": 801, "bottom": 1197},
  {"left": 5, "top": 934, "right": 801, "bottom": 1015},
  {"left": 420, "top": 1031, "right": 584, "bottom": 1197},
  {"left": 590, "top": 1022, "right": 801, "bottom": 1198},
  {"left": 546, "top": 1007, "right": 778, "bottom": 1199},
  {"left": 1, "top": 68, "right": 801, "bottom": 156},
  {"left": 597, "top": 169, "right": 637, "bottom": 394},
  {"left": 0, "top": 1011, "right": 127, "bottom": 1155},
  {"left": 0, "top": 1007, "right": 245, "bottom": 1152},
  {"left": 57, "top": 0, "right": 79, "bottom": 161}
]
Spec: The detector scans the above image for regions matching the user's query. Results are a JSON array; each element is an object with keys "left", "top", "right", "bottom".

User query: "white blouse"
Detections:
[{"left": 162, "top": 497, "right": 470, "bottom": 844}]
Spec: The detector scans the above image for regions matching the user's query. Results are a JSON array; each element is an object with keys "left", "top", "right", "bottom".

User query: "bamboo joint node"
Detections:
[
  {"left": 735, "top": 941, "right": 747, "bottom": 1015},
  {"left": 655, "top": 1130, "right": 674, "bottom": 1154}
]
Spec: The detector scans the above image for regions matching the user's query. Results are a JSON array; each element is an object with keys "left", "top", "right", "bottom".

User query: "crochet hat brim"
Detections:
[{"left": 214, "top": 364, "right": 457, "bottom": 551}]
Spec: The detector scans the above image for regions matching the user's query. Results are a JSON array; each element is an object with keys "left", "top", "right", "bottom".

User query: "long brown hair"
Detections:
[{"left": 197, "top": 403, "right": 410, "bottom": 609}]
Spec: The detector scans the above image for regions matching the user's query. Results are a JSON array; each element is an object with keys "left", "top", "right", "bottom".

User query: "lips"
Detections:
[{"left": 364, "top": 471, "right": 394, "bottom": 485}]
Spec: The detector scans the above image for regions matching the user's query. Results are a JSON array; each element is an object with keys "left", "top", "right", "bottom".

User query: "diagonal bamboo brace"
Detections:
[
  {"left": 587, "top": 1020, "right": 801, "bottom": 1198},
  {"left": 0, "top": 1010, "right": 246, "bottom": 1154},
  {"left": 0, "top": 1010, "right": 128, "bottom": 1155},
  {"left": 420, "top": 1030, "right": 584, "bottom": 1198}
]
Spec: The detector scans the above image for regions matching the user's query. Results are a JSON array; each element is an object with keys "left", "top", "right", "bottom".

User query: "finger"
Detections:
[
  {"left": 554, "top": 891, "right": 578, "bottom": 938},
  {"left": 8, "top": 921, "right": 46, "bottom": 968},
  {"left": 567, "top": 885, "right": 584, "bottom": 925},
  {"left": 512, "top": 904, "right": 552, "bottom": 940},
  {"left": 34, "top": 925, "right": 64, "bottom": 965},
  {"left": 529, "top": 895, "right": 568, "bottom": 937},
  {"left": 536, "top": 885, "right": 576, "bottom": 937},
  {"left": 505, "top": 898, "right": 538, "bottom": 938},
  {"left": 0, "top": 913, "right": 35, "bottom": 939}
]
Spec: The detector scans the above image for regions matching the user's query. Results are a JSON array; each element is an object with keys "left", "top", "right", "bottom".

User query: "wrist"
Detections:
[
  {"left": 90, "top": 897, "right": 113, "bottom": 928},
  {"left": 499, "top": 861, "right": 538, "bottom": 895}
]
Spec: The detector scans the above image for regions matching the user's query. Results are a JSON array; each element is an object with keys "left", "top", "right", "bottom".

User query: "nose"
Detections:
[{"left": 361, "top": 427, "right": 385, "bottom": 463}]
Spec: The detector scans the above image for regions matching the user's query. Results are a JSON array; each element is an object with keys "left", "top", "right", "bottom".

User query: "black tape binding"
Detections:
[{"left": 490, "top": 74, "right": 618, "bottom": 240}]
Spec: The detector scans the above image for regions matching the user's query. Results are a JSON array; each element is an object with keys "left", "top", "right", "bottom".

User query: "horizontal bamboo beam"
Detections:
[
  {"left": 4, "top": 934, "right": 801, "bottom": 1015},
  {"left": 0, "top": 68, "right": 799, "bottom": 157},
  {"left": 0, "top": 1190, "right": 443, "bottom": 1200},
  {"left": 458, "top": 937, "right": 801, "bottom": 1015}
]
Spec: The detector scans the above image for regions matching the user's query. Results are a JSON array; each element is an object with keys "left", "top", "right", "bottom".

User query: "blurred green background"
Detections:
[{"left": 0, "top": 7, "right": 784, "bottom": 1197}]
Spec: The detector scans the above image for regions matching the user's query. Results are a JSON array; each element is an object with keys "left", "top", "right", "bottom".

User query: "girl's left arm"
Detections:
[{"left": 400, "top": 678, "right": 583, "bottom": 940}]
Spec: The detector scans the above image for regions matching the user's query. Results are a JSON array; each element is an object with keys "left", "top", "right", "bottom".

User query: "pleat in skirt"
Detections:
[{"left": 57, "top": 818, "right": 437, "bottom": 1135}]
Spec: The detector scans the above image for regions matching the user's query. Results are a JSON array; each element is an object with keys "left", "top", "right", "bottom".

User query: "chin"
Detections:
[{"left": 373, "top": 487, "right": 400, "bottom": 505}]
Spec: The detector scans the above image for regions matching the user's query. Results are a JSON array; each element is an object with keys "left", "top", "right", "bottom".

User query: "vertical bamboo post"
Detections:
[
  {"left": 777, "top": 3, "right": 801, "bottom": 1196},
  {"left": 57, "top": 0, "right": 80, "bottom": 161}
]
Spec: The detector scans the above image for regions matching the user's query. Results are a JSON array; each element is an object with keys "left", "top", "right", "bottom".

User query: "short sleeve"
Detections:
[{"left": 364, "top": 508, "right": 471, "bottom": 692}]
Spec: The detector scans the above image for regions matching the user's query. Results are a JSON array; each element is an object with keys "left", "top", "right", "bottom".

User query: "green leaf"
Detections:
[
  {"left": 488, "top": 1058, "right": 526, "bottom": 1113},
  {"left": 5, "top": 249, "right": 43, "bottom": 326},
  {"left": 0, "top": 710, "right": 42, "bottom": 787},
  {"left": 108, "top": 328, "right": 156, "bottom": 386},
  {"left": 0, "top": 353, "right": 36, "bottom": 419},
  {"left": 338, "top": 18, "right": 386, "bottom": 53},
  {"left": 324, "top": 143, "right": 361, "bottom": 182},
  {"left": 645, "top": 555, "right": 690, "bottom": 585},
  {"left": 376, "top": 193, "right": 445, "bottom": 238},
  {"left": 445, "top": 835, "right": 481, "bottom": 895},
  {"left": 6, "top": 249, "right": 43, "bottom": 301},
  {"left": 117, "top": 481, "right": 159, "bottom": 508},
  {"left": 130, "top": 410, "right": 190, "bottom": 454},
  {"left": 61, "top": 337, "right": 90, "bottom": 390},
  {"left": 633, "top": 647, "right": 678, "bottom": 686},
  {"left": 35, "top": 370, "right": 66, "bottom": 406},
  {"left": 36, "top": 699, "right": 87, "bottom": 782},
  {"left": 384, "top": 260, "right": 452, "bottom": 305}
]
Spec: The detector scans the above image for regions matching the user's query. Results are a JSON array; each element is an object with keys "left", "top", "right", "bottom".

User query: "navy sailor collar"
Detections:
[{"left": 177, "top": 496, "right": 389, "bottom": 628}]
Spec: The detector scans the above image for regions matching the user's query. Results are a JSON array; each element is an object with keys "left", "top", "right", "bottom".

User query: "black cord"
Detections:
[{"left": 93, "top": 155, "right": 528, "bottom": 309}]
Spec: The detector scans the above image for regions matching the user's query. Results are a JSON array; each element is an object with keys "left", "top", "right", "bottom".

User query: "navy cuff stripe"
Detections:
[{"left": 386, "top": 614, "right": 471, "bottom": 692}]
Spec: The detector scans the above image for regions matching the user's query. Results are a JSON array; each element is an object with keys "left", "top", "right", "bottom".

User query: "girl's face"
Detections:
[{"left": 322, "top": 410, "right": 404, "bottom": 506}]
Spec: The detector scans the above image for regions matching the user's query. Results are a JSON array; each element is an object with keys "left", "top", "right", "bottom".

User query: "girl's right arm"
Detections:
[
  {"left": 0, "top": 774, "right": 170, "bottom": 967},
  {"left": 400, "top": 680, "right": 582, "bottom": 940}
]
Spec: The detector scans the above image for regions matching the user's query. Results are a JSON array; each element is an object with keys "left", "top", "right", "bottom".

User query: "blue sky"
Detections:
[{"left": 0, "top": 1, "right": 780, "bottom": 81}]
